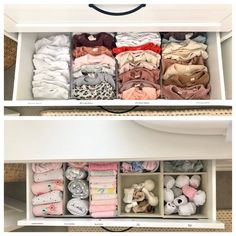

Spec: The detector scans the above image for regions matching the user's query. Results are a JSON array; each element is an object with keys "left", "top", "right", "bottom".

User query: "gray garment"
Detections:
[
  {"left": 73, "top": 64, "right": 115, "bottom": 76},
  {"left": 164, "top": 160, "right": 204, "bottom": 172},
  {"left": 162, "top": 35, "right": 207, "bottom": 45},
  {"left": 68, "top": 180, "right": 89, "bottom": 199},
  {"left": 73, "top": 72, "right": 116, "bottom": 89},
  {"left": 65, "top": 167, "right": 87, "bottom": 181},
  {"left": 67, "top": 198, "right": 89, "bottom": 216}
]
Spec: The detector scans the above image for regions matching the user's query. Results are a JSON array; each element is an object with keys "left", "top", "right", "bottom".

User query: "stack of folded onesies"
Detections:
[
  {"left": 88, "top": 162, "right": 118, "bottom": 218},
  {"left": 32, "top": 35, "right": 70, "bottom": 99},
  {"left": 71, "top": 33, "right": 116, "bottom": 100},
  {"left": 113, "top": 32, "right": 162, "bottom": 100},
  {"left": 66, "top": 162, "right": 89, "bottom": 216},
  {"left": 31, "top": 163, "right": 64, "bottom": 216},
  {"left": 161, "top": 32, "right": 210, "bottom": 99}
]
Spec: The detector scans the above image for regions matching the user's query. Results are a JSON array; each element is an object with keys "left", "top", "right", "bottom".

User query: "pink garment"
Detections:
[
  {"left": 32, "top": 202, "right": 63, "bottom": 216},
  {"left": 88, "top": 162, "right": 118, "bottom": 171},
  {"left": 89, "top": 176, "right": 116, "bottom": 183},
  {"left": 182, "top": 185, "right": 197, "bottom": 200},
  {"left": 32, "top": 190, "right": 63, "bottom": 205},
  {"left": 121, "top": 162, "right": 133, "bottom": 173},
  {"left": 31, "top": 180, "right": 64, "bottom": 195},
  {"left": 32, "top": 163, "right": 62, "bottom": 173},
  {"left": 142, "top": 161, "right": 159, "bottom": 172},
  {"left": 91, "top": 210, "right": 116, "bottom": 218},
  {"left": 90, "top": 199, "right": 117, "bottom": 206},
  {"left": 92, "top": 193, "right": 117, "bottom": 200},
  {"left": 68, "top": 162, "right": 88, "bottom": 170},
  {"left": 89, "top": 204, "right": 116, "bottom": 213},
  {"left": 34, "top": 169, "right": 63, "bottom": 183},
  {"left": 73, "top": 54, "right": 115, "bottom": 68},
  {"left": 121, "top": 87, "right": 160, "bottom": 100}
]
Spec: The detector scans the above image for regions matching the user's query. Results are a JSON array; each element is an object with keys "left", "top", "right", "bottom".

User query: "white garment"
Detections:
[
  {"left": 34, "top": 70, "right": 70, "bottom": 81},
  {"left": 35, "top": 35, "right": 70, "bottom": 51},
  {"left": 34, "top": 53, "right": 70, "bottom": 62},
  {"left": 33, "top": 85, "right": 69, "bottom": 99},
  {"left": 33, "top": 58, "right": 69, "bottom": 70},
  {"left": 32, "top": 80, "right": 70, "bottom": 90},
  {"left": 36, "top": 45, "right": 69, "bottom": 57}
]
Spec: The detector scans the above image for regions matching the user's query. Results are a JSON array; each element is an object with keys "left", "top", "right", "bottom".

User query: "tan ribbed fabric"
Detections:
[{"left": 4, "top": 164, "right": 26, "bottom": 182}]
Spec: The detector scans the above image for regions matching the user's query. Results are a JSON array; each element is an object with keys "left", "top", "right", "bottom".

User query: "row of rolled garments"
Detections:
[{"left": 32, "top": 32, "right": 210, "bottom": 100}]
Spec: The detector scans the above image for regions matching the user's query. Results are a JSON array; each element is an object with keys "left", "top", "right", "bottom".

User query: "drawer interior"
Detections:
[
  {"left": 26, "top": 160, "right": 214, "bottom": 221},
  {"left": 13, "top": 32, "right": 225, "bottom": 101}
]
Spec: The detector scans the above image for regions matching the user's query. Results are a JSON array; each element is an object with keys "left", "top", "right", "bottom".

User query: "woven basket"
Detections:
[
  {"left": 4, "top": 164, "right": 26, "bottom": 182},
  {"left": 68, "top": 209, "right": 232, "bottom": 232},
  {"left": 4, "top": 36, "right": 17, "bottom": 70},
  {"left": 41, "top": 108, "right": 232, "bottom": 117}
]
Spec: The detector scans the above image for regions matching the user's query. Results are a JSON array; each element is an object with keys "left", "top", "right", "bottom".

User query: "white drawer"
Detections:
[
  {"left": 4, "top": 4, "right": 232, "bottom": 32},
  {"left": 17, "top": 160, "right": 224, "bottom": 229},
  {"left": 8, "top": 32, "right": 229, "bottom": 107}
]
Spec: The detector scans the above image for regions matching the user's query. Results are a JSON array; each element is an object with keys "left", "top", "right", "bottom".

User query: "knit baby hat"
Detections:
[
  {"left": 164, "top": 202, "right": 177, "bottom": 215},
  {"left": 164, "top": 188, "right": 174, "bottom": 202},
  {"left": 175, "top": 175, "right": 190, "bottom": 188},
  {"left": 178, "top": 202, "right": 196, "bottom": 216},
  {"left": 164, "top": 175, "right": 175, "bottom": 189},
  {"left": 193, "top": 190, "right": 206, "bottom": 206}
]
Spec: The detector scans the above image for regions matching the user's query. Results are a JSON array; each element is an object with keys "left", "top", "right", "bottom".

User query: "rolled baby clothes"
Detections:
[
  {"left": 32, "top": 190, "right": 63, "bottom": 205},
  {"left": 32, "top": 163, "right": 63, "bottom": 173},
  {"left": 142, "top": 161, "right": 159, "bottom": 172},
  {"left": 68, "top": 179, "right": 89, "bottom": 199},
  {"left": 65, "top": 167, "right": 87, "bottom": 180},
  {"left": 32, "top": 202, "right": 63, "bottom": 216},
  {"left": 34, "top": 168, "right": 64, "bottom": 182},
  {"left": 31, "top": 180, "right": 64, "bottom": 195},
  {"left": 121, "top": 162, "right": 133, "bottom": 173},
  {"left": 67, "top": 198, "right": 89, "bottom": 216},
  {"left": 68, "top": 162, "right": 88, "bottom": 170}
]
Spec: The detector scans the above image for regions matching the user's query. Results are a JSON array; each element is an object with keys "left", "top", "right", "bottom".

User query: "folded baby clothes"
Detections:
[
  {"left": 32, "top": 190, "right": 63, "bottom": 205},
  {"left": 91, "top": 193, "right": 117, "bottom": 200},
  {"left": 162, "top": 32, "right": 207, "bottom": 43},
  {"left": 90, "top": 199, "right": 117, "bottom": 206},
  {"left": 90, "top": 188, "right": 116, "bottom": 194},
  {"left": 89, "top": 170, "right": 117, "bottom": 177},
  {"left": 32, "top": 163, "right": 63, "bottom": 174},
  {"left": 89, "top": 204, "right": 116, "bottom": 213},
  {"left": 89, "top": 176, "right": 116, "bottom": 183},
  {"left": 32, "top": 202, "right": 63, "bottom": 216},
  {"left": 119, "top": 61, "right": 157, "bottom": 74},
  {"left": 73, "top": 46, "right": 113, "bottom": 58},
  {"left": 65, "top": 167, "right": 87, "bottom": 181},
  {"left": 72, "top": 33, "right": 115, "bottom": 49},
  {"left": 34, "top": 168, "right": 64, "bottom": 182},
  {"left": 115, "top": 32, "right": 161, "bottom": 47},
  {"left": 91, "top": 210, "right": 116, "bottom": 218},
  {"left": 68, "top": 179, "right": 89, "bottom": 199},
  {"left": 90, "top": 183, "right": 116, "bottom": 189},
  {"left": 67, "top": 198, "right": 89, "bottom": 216},
  {"left": 31, "top": 180, "right": 64, "bottom": 195},
  {"left": 32, "top": 34, "right": 70, "bottom": 99},
  {"left": 88, "top": 162, "right": 118, "bottom": 171}
]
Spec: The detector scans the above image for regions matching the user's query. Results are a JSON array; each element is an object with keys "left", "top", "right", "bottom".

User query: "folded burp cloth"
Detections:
[
  {"left": 90, "top": 188, "right": 116, "bottom": 194},
  {"left": 34, "top": 168, "right": 64, "bottom": 182},
  {"left": 68, "top": 179, "right": 89, "bottom": 199},
  {"left": 67, "top": 198, "right": 89, "bottom": 216},
  {"left": 32, "top": 190, "right": 63, "bottom": 205},
  {"left": 91, "top": 210, "right": 116, "bottom": 218},
  {"left": 31, "top": 180, "right": 64, "bottom": 195}
]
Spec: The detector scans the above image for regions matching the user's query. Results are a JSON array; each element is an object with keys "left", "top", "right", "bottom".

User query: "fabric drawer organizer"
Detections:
[
  {"left": 29, "top": 32, "right": 212, "bottom": 101},
  {"left": 29, "top": 160, "right": 209, "bottom": 219}
]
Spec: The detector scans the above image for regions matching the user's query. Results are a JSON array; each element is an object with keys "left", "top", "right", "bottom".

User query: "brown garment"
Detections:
[
  {"left": 119, "top": 79, "right": 159, "bottom": 93},
  {"left": 161, "top": 56, "right": 205, "bottom": 74},
  {"left": 163, "top": 71, "right": 209, "bottom": 88},
  {"left": 72, "top": 33, "right": 115, "bottom": 49},
  {"left": 162, "top": 32, "right": 207, "bottom": 40},
  {"left": 119, "top": 68, "right": 160, "bottom": 84},
  {"left": 162, "top": 84, "right": 211, "bottom": 100},
  {"left": 73, "top": 46, "right": 113, "bottom": 58}
]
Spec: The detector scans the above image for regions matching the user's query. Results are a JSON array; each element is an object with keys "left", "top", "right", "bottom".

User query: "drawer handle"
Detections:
[
  {"left": 98, "top": 106, "right": 138, "bottom": 114},
  {"left": 88, "top": 4, "right": 146, "bottom": 16}
]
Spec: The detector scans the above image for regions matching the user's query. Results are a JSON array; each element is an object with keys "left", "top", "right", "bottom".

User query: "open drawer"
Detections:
[
  {"left": 17, "top": 160, "right": 224, "bottom": 229},
  {"left": 9, "top": 32, "right": 227, "bottom": 107}
]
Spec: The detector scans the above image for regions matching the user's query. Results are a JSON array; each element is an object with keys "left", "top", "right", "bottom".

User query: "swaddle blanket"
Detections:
[
  {"left": 89, "top": 170, "right": 117, "bottom": 177},
  {"left": 90, "top": 188, "right": 116, "bottom": 194},
  {"left": 31, "top": 180, "right": 64, "bottom": 195},
  {"left": 32, "top": 163, "right": 62, "bottom": 173},
  {"left": 68, "top": 180, "right": 89, "bottom": 199},
  {"left": 65, "top": 167, "right": 87, "bottom": 181},
  {"left": 34, "top": 168, "right": 64, "bottom": 182},
  {"left": 91, "top": 193, "right": 117, "bottom": 200},
  {"left": 89, "top": 204, "right": 116, "bottom": 213},
  {"left": 91, "top": 210, "right": 116, "bottom": 218},
  {"left": 89, "top": 176, "right": 116, "bottom": 183},
  {"left": 67, "top": 198, "right": 89, "bottom": 216},
  {"left": 32, "top": 202, "right": 63, "bottom": 216},
  {"left": 88, "top": 162, "right": 118, "bottom": 171},
  {"left": 32, "top": 190, "right": 63, "bottom": 205}
]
